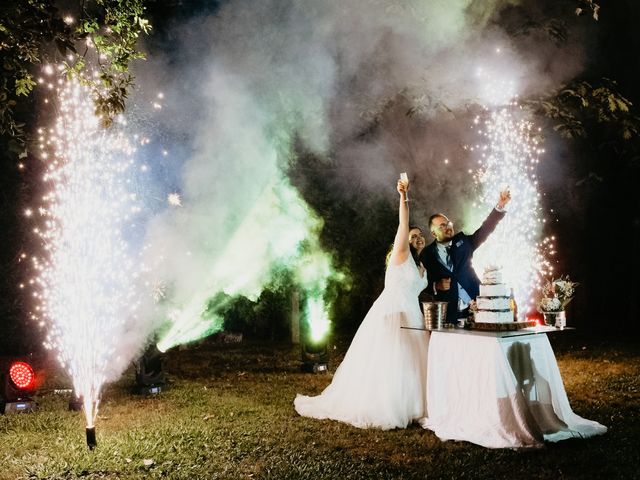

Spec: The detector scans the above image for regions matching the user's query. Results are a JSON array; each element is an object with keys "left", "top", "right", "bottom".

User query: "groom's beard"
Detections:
[{"left": 439, "top": 230, "right": 454, "bottom": 242}]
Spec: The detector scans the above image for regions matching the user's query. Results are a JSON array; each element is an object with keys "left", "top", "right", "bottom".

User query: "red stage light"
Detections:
[{"left": 8, "top": 362, "right": 35, "bottom": 390}]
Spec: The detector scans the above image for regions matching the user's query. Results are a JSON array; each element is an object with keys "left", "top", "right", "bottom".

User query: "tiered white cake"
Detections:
[{"left": 475, "top": 266, "right": 513, "bottom": 323}]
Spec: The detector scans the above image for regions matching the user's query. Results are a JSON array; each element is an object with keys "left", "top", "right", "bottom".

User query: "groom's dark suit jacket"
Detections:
[{"left": 419, "top": 208, "right": 506, "bottom": 324}]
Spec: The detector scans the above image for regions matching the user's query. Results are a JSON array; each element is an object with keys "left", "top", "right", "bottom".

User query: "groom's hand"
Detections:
[
  {"left": 497, "top": 188, "right": 511, "bottom": 210},
  {"left": 435, "top": 277, "right": 451, "bottom": 291}
]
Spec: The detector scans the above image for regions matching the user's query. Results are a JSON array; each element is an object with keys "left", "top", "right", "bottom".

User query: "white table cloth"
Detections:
[{"left": 420, "top": 329, "right": 607, "bottom": 448}]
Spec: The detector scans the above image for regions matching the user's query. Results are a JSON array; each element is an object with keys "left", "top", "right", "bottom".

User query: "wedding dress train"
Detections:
[{"left": 294, "top": 255, "right": 429, "bottom": 429}]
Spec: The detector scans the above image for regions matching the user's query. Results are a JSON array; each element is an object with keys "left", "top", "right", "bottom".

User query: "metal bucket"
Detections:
[{"left": 422, "top": 301, "right": 448, "bottom": 330}]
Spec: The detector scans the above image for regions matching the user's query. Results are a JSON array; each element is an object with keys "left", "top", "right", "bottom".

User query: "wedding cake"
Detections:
[{"left": 474, "top": 266, "right": 514, "bottom": 323}]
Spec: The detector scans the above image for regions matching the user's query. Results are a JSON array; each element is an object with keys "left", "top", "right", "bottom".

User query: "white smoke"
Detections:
[{"left": 123, "top": 0, "right": 590, "bottom": 347}]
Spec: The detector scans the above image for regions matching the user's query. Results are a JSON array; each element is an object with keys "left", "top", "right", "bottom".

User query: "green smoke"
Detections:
[{"left": 156, "top": 174, "right": 344, "bottom": 352}]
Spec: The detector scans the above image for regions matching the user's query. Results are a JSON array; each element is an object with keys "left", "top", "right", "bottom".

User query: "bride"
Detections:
[{"left": 294, "top": 175, "right": 429, "bottom": 429}]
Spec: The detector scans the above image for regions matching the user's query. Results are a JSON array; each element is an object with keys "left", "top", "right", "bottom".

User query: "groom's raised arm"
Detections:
[{"left": 469, "top": 189, "right": 510, "bottom": 250}]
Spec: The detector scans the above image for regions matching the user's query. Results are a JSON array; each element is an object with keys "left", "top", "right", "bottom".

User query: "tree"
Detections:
[
  {"left": 0, "top": 1, "right": 150, "bottom": 353},
  {"left": 0, "top": 0, "right": 151, "bottom": 152}
]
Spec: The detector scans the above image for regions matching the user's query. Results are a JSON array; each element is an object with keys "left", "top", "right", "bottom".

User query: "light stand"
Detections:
[{"left": 134, "top": 345, "right": 166, "bottom": 394}]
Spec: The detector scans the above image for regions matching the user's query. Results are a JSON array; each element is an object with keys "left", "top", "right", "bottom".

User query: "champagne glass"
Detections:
[{"left": 400, "top": 172, "right": 409, "bottom": 203}]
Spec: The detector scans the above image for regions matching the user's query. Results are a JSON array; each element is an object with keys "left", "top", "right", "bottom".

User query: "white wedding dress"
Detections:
[{"left": 294, "top": 255, "right": 429, "bottom": 429}]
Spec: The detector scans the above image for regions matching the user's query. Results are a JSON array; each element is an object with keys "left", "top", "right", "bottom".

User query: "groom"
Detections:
[{"left": 419, "top": 189, "right": 511, "bottom": 325}]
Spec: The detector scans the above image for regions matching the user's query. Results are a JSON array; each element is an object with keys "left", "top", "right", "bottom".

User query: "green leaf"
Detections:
[
  {"left": 15, "top": 75, "right": 36, "bottom": 96},
  {"left": 616, "top": 98, "right": 630, "bottom": 113}
]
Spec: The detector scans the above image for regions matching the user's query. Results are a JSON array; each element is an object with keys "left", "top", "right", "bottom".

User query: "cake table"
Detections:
[{"left": 419, "top": 326, "right": 607, "bottom": 448}]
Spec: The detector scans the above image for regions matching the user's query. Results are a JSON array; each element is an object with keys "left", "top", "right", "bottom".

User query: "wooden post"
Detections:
[{"left": 291, "top": 291, "right": 300, "bottom": 344}]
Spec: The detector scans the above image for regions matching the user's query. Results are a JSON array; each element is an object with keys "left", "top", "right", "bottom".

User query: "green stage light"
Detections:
[{"left": 300, "top": 297, "right": 330, "bottom": 373}]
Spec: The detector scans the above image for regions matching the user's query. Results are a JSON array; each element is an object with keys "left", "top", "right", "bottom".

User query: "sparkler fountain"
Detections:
[
  {"left": 469, "top": 102, "right": 554, "bottom": 314},
  {"left": 31, "top": 72, "right": 142, "bottom": 449}
]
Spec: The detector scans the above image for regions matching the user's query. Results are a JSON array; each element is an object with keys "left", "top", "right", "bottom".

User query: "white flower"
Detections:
[
  {"left": 554, "top": 280, "right": 568, "bottom": 290},
  {"left": 539, "top": 297, "right": 562, "bottom": 312},
  {"left": 539, "top": 276, "right": 578, "bottom": 311}
]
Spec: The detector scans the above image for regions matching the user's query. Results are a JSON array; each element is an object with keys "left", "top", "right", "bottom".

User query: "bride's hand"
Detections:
[{"left": 397, "top": 179, "right": 408, "bottom": 196}]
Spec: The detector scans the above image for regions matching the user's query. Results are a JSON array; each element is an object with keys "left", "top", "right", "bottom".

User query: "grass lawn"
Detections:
[{"left": 0, "top": 332, "right": 638, "bottom": 479}]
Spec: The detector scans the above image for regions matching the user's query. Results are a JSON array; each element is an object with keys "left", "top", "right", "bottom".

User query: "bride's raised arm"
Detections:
[{"left": 389, "top": 177, "right": 410, "bottom": 266}]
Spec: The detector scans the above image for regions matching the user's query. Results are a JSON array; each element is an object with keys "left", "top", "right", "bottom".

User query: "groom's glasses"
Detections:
[{"left": 436, "top": 221, "right": 453, "bottom": 230}]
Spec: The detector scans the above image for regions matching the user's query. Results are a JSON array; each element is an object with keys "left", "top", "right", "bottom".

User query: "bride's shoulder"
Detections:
[{"left": 388, "top": 251, "right": 411, "bottom": 267}]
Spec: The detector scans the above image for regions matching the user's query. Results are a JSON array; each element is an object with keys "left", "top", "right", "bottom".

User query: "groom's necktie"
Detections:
[{"left": 445, "top": 245, "right": 453, "bottom": 270}]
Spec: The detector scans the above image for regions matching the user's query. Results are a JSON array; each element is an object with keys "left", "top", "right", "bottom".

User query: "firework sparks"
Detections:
[
  {"left": 167, "top": 192, "right": 182, "bottom": 207},
  {"left": 31, "top": 75, "right": 141, "bottom": 434},
  {"left": 470, "top": 103, "right": 553, "bottom": 313}
]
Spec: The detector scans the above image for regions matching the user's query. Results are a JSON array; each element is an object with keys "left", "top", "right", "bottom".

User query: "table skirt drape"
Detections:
[{"left": 420, "top": 332, "right": 607, "bottom": 448}]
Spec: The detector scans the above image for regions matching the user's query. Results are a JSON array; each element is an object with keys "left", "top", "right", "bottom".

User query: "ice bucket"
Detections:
[{"left": 422, "top": 301, "right": 448, "bottom": 330}]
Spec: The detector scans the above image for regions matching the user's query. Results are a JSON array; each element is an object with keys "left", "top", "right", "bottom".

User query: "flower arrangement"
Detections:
[{"left": 537, "top": 276, "right": 579, "bottom": 312}]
